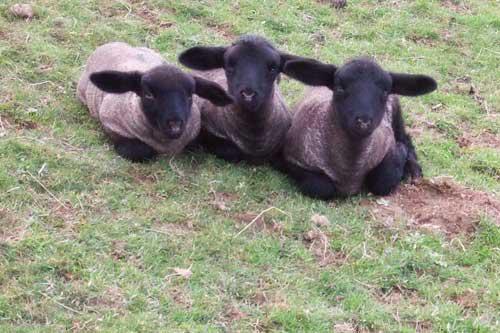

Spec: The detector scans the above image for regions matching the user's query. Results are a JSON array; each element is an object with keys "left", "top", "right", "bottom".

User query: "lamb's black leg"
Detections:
[
  {"left": 391, "top": 98, "right": 422, "bottom": 180},
  {"left": 197, "top": 128, "right": 246, "bottom": 163},
  {"left": 365, "top": 143, "right": 408, "bottom": 196},
  {"left": 114, "top": 138, "right": 157, "bottom": 163},
  {"left": 285, "top": 162, "right": 339, "bottom": 200}
]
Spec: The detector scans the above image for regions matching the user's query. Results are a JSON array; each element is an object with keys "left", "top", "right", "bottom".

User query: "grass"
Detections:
[{"left": 0, "top": 0, "right": 499, "bottom": 332}]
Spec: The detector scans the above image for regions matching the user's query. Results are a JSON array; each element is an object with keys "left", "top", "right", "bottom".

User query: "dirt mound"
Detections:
[
  {"left": 303, "top": 229, "right": 346, "bottom": 267},
  {"left": 369, "top": 177, "right": 499, "bottom": 237}
]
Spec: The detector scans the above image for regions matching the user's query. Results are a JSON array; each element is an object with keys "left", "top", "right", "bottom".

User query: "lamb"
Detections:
[
  {"left": 178, "top": 35, "right": 300, "bottom": 164},
  {"left": 77, "top": 42, "right": 233, "bottom": 162},
  {"left": 281, "top": 57, "right": 437, "bottom": 199}
]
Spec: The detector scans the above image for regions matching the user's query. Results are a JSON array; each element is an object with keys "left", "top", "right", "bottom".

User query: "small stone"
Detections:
[
  {"left": 311, "top": 214, "right": 330, "bottom": 227},
  {"left": 9, "top": 4, "right": 35, "bottom": 20}
]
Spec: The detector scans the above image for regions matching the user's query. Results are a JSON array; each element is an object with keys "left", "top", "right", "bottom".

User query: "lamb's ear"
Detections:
[
  {"left": 283, "top": 59, "right": 337, "bottom": 88},
  {"left": 179, "top": 46, "right": 227, "bottom": 70},
  {"left": 390, "top": 73, "right": 437, "bottom": 96},
  {"left": 193, "top": 76, "right": 233, "bottom": 106},
  {"left": 90, "top": 70, "right": 142, "bottom": 95},
  {"left": 279, "top": 52, "right": 301, "bottom": 72}
]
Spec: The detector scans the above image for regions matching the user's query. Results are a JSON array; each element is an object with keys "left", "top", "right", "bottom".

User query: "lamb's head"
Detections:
[
  {"left": 179, "top": 35, "right": 298, "bottom": 114},
  {"left": 284, "top": 57, "right": 437, "bottom": 139},
  {"left": 90, "top": 65, "right": 233, "bottom": 139}
]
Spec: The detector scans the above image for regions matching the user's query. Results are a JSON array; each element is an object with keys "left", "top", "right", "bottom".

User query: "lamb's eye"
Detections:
[
  {"left": 225, "top": 61, "right": 236, "bottom": 74},
  {"left": 144, "top": 91, "right": 154, "bottom": 100},
  {"left": 268, "top": 64, "right": 278, "bottom": 73}
]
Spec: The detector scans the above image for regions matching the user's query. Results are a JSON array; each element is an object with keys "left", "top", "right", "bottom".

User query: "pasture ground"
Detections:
[{"left": 0, "top": 0, "right": 499, "bottom": 332}]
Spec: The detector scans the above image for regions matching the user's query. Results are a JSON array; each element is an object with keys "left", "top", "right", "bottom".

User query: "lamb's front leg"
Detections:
[
  {"left": 390, "top": 99, "right": 423, "bottom": 181},
  {"left": 197, "top": 128, "right": 247, "bottom": 163},
  {"left": 114, "top": 137, "right": 158, "bottom": 163},
  {"left": 365, "top": 142, "right": 408, "bottom": 196},
  {"left": 285, "top": 162, "right": 339, "bottom": 200}
]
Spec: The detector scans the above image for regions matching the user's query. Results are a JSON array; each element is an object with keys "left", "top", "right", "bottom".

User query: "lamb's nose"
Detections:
[
  {"left": 355, "top": 117, "right": 372, "bottom": 130},
  {"left": 167, "top": 120, "right": 183, "bottom": 134},
  {"left": 240, "top": 88, "right": 256, "bottom": 101}
]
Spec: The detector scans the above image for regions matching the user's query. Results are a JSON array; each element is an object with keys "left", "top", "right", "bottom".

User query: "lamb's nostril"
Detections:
[
  {"left": 167, "top": 120, "right": 183, "bottom": 133},
  {"left": 240, "top": 88, "right": 256, "bottom": 101},
  {"left": 355, "top": 117, "right": 372, "bottom": 130}
]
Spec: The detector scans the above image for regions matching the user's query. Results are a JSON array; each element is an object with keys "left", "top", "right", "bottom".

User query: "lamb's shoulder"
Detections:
[{"left": 284, "top": 87, "right": 332, "bottom": 172}]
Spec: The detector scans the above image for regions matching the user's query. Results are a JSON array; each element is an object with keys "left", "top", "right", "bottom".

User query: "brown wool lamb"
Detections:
[{"left": 77, "top": 42, "right": 232, "bottom": 162}]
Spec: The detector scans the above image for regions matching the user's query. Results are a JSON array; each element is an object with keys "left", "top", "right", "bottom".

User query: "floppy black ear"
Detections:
[
  {"left": 179, "top": 46, "right": 227, "bottom": 70},
  {"left": 390, "top": 73, "right": 437, "bottom": 96},
  {"left": 193, "top": 76, "right": 233, "bottom": 106},
  {"left": 279, "top": 52, "right": 302, "bottom": 72},
  {"left": 283, "top": 59, "right": 337, "bottom": 88},
  {"left": 90, "top": 70, "right": 142, "bottom": 95}
]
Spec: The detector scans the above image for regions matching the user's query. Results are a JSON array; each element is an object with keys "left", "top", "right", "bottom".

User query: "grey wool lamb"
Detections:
[
  {"left": 282, "top": 57, "right": 437, "bottom": 199},
  {"left": 77, "top": 42, "right": 232, "bottom": 162},
  {"left": 178, "top": 35, "right": 302, "bottom": 164}
]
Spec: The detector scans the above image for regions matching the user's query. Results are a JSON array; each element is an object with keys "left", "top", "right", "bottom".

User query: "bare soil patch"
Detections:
[
  {"left": 303, "top": 229, "right": 346, "bottom": 266},
  {"left": 319, "top": 0, "right": 347, "bottom": 9},
  {"left": 232, "top": 211, "right": 284, "bottom": 234},
  {"left": 88, "top": 286, "right": 126, "bottom": 311},
  {"left": 369, "top": 177, "right": 500, "bottom": 237},
  {"left": 212, "top": 191, "right": 240, "bottom": 211},
  {"left": 0, "top": 208, "right": 29, "bottom": 244},
  {"left": 152, "top": 219, "right": 195, "bottom": 236},
  {"left": 456, "top": 130, "right": 500, "bottom": 149},
  {"left": 0, "top": 113, "right": 38, "bottom": 131},
  {"left": 452, "top": 289, "right": 479, "bottom": 310},
  {"left": 440, "top": 0, "right": 472, "bottom": 14}
]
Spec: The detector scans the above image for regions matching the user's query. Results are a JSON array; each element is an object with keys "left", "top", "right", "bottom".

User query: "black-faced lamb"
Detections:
[
  {"left": 77, "top": 42, "right": 233, "bottom": 162},
  {"left": 178, "top": 35, "right": 300, "bottom": 164},
  {"left": 281, "top": 57, "right": 437, "bottom": 199}
]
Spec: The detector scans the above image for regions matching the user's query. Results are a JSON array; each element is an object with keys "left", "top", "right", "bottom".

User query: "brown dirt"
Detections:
[
  {"left": 319, "top": 0, "right": 347, "bottom": 9},
  {"left": 88, "top": 286, "right": 126, "bottom": 310},
  {"left": 206, "top": 21, "right": 236, "bottom": 39},
  {"left": 0, "top": 114, "right": 38, "bottom": 130},
  {"left": 408, "top": 34, "right": 438, "bottom": 47},
  {"left": 303, "top": 229, "right": 346, "bottom": 267},
  {"left": 440, "top": 0, "right": 472, "bottom": 14},
  {"left": 212, "top": 191, "right": 240, "bottom": 211},
  {"left": 232, "top": 211, "right": 284, "bottom": 234},
  {"left": 0, "top": 208, "right": 29, "bottom": 244},
  {"left": 333, "top": 323, "right": 356, "bottom": 333},
  {"left": 169, "top": 287, "right": 193, "bottom": 308},
  {"left": 223, "top": 305, "right": 248, "bottom": 322},
  {"left": 152, "top": 220, "right": 194, "bottom": 236},
  {"left": 111, "top": 240, "right": 128, "bottom": 260},
  {"left": 133, "top": 3, "right": 174, "bottom": 30},
  {"left": 378, "top": 285, "right": 424, "bottom": 306},
  {"left": 452, "top": 289, "right": 479, "bottom": 309},
  {"left": 369, "top": 177, "right": 500, "bottom": 237},
  {"left": 456, "top": 130, "right": 500, "bottom": 149}
]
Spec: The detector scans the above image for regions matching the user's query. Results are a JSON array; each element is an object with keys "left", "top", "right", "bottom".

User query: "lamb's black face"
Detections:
[
  {"left": 140, "top": 68, "right": 194, "bottom": 139},
  {"left": 179, "top": 35, "right": 298, "bottom": 114},
  {"left": 333, "top": 60, "right": 392, "bottom": 138},
  {"left": 222, "top": 39, "right": 281, "bottom": 113},
  {"left": 283, "top": 56, "right": 437, "bottom": 139},
  {"left": 90, "top": 65, "right": 233, "bottom": 140}
]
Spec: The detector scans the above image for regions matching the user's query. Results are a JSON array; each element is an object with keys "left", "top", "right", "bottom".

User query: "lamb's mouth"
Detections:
[{"left": 164, "top": 120, "right": 184, "bottom": 139}]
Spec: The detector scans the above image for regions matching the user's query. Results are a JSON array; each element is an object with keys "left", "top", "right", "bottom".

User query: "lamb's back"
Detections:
[{"left": 77, "top": 42, "right": 165, "bottom": 118}]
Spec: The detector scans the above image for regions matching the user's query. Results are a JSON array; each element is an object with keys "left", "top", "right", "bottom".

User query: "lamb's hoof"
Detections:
[
  {"left": 331, "top": 0, "right": 347, "bottom": 9},
  {"left": 404, "top": 158, "right": 423, "bottom": 183}
]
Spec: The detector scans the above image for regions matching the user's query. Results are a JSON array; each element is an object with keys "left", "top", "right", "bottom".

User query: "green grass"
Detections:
[{"left": 1, "top": 0, "right": 499, "bottom": 332}]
